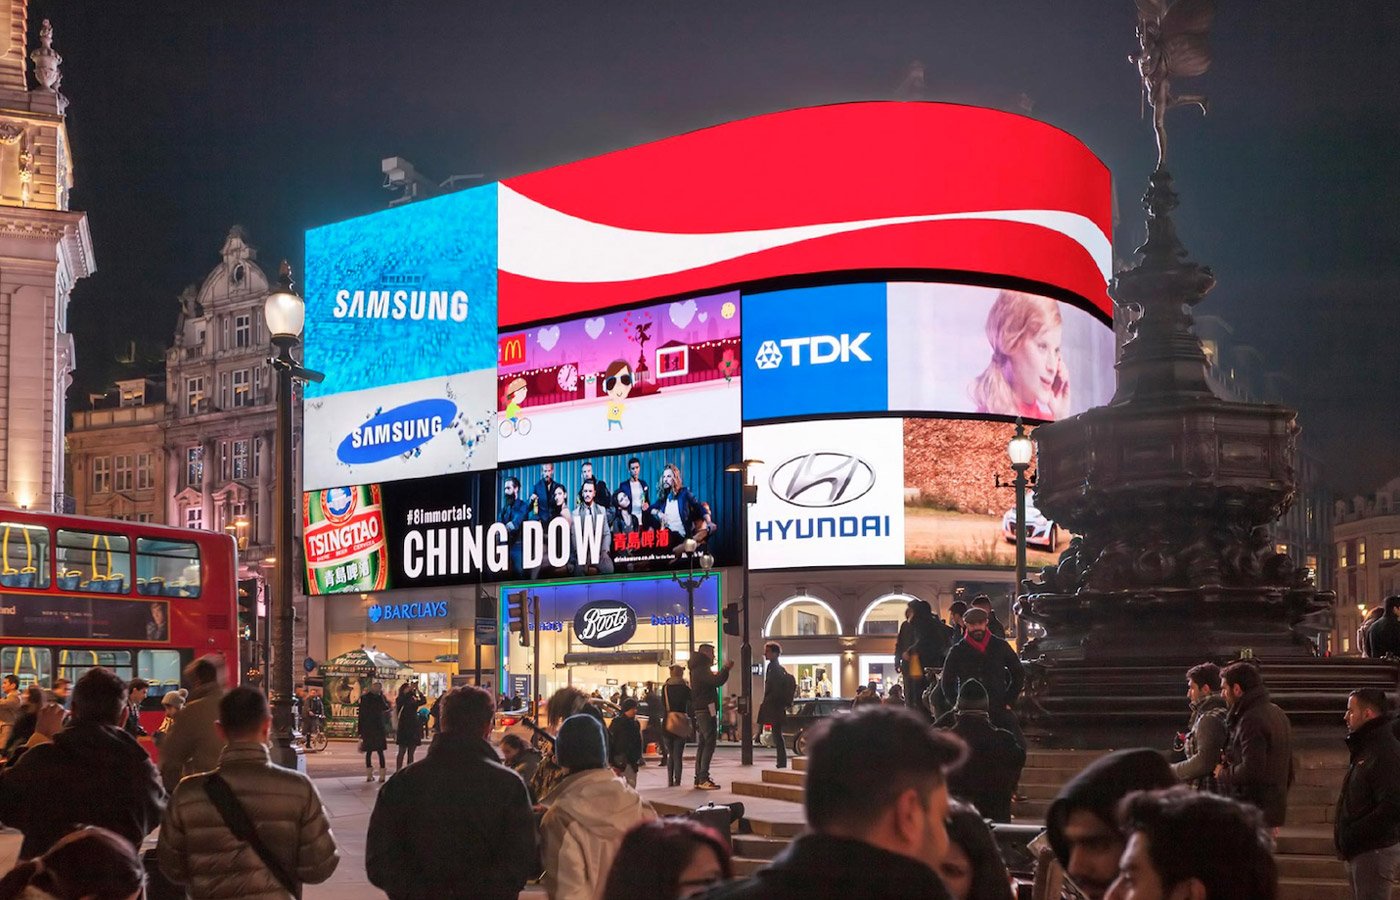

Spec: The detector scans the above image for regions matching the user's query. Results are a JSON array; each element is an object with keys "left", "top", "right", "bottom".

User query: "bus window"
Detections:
[
  {"left": 0, "top": 647, "right": 52, "bottom": 689},
  {"left": 138, "top": 649, "right": 183, "bottom": 710},
  {"left": 57, "top": 649, "right": 133, "bottom": 686},
  {"left": 56, "top": 530, "right": 132, "bottom": 594},
  {"left": 0, "top": 523, "right": 49, "bottom": 590},
  {"left": 135, "top": 538, "right": 202, "bottom": 598}
]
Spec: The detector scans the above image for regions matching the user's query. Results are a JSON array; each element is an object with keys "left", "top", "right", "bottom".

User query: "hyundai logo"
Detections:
[
  {"left": 770, "top": 452, "right": 876, "bottom": 508},
  {"left": 336, "top": 398, "right": 456, "bottom": 465}
]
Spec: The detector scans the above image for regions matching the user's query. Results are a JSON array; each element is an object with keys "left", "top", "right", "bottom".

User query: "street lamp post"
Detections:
[
  {"left": 725, "top": 458, "right": 762, "bottom": 767},
  {"left": 673, "top": 538, "right": 714, "bottom": 656},
  {"left": 263, "top": 261, "right": 324, "bottom": 771},
  {"left": 1006, "top": 418, "right": 1034, "bottom": 646}
]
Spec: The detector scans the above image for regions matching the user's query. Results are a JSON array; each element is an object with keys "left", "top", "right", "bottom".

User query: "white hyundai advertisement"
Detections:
[{"left": 744, "top": 417, "right": 905, "bottom": 569}]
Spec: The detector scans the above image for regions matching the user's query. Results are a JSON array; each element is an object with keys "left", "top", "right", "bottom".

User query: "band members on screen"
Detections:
[
  {"left": 969, "top": 290, "right": 1070, "bottom": 420},
  {"left": 504, "top": 458, "right": 719, "bottom": 576}
]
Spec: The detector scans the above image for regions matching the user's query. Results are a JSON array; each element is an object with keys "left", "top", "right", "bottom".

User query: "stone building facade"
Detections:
[
  {"left": 0, "top": 6, "right": 93, "bottom": 511},
  {"left": 1334, "top": 476, "right": 1400, "bottom": 654},
  {"left": 66, "top": 228, "right": 307, "bottom": 673}
]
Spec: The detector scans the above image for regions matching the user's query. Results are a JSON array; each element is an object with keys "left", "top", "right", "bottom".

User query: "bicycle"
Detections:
[
  {"left": 301, "top": 717, "right": 329, "bottom": 753},
  {"left": 498, "top": 415, "right": 532, "bottom": 438}
]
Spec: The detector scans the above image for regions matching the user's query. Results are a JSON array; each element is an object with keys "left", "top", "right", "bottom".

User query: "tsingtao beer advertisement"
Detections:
[{"left": 303, "top": 485, "right": 390, "bottom": 596}]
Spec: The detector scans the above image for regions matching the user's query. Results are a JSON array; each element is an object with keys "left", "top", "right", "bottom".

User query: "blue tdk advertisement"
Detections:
[
  {"left": 742, "top": 282, "right": 889, "bottom": 421},
  {"left": 302, "top": 184, "right": 499, "bottom": 490}
]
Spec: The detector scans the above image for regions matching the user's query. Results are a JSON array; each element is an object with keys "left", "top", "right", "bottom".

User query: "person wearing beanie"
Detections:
[
  {"left": 1041, "top": 748, "right": 1178, "bottom": 900},
  {"left": 937, "top": 679, "right": 1026, "bottom": 823},
  {"left": 541, "top": 714, "right": 656, "bottom": 900},
  {"left": 155, "top": 689, "right": 187, "bottom": 749},
  {"left": 607, "top": 698, "right": 644, "bottom": 788}
]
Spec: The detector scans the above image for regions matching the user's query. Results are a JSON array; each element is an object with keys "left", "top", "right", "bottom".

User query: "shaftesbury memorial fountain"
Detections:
[{"left": 1016, "top": 0, "right": 1394, "bottom": 746}]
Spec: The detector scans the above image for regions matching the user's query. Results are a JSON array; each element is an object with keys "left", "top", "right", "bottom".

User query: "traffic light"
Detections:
[
  {"left": 722, "top": 602, "right": 740, "bottom": 637},
  {"left": 508, "top": 590, "right": 530, "bottom": 647},
  {"left": 237, "top": 578, "right": 258, "bottom": 641}
]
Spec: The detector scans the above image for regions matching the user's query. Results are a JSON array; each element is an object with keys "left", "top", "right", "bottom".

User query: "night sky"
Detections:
[{"left": 35, "top": 1, "right": 1400, "bottom": 496}]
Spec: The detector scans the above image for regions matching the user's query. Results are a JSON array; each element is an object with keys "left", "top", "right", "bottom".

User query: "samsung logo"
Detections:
[
  {"left": 337, "top": 399, "right": 456, "bottom": 465},
  {"left": 332, "top": 289, "right": 469, "bottom": 322}
]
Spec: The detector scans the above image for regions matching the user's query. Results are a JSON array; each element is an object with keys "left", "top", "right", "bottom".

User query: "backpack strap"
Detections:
[{"left": 203, "top": 773, "right": 302, "bottom": 898}]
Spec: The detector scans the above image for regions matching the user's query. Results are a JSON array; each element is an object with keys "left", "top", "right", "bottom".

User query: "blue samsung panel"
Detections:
[
  {"left": 741, "top": 283, "right": 889, "bottom": 420},
  {"left": 303, "top": 184, "right": 498, "bottom": 398}
]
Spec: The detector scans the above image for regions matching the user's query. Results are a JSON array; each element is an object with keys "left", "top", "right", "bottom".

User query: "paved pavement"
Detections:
[{"left": 303, "top": 739, "right": 790, "bottom": 900}]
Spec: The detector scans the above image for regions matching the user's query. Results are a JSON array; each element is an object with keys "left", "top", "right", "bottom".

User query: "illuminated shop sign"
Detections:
[
  {"left": 573, "top": 599, "right": 638, "bottom": 648},
  {"left": 367, "top": 601, "right": 449, "bottom": 623},
  {"left": 507, "top": 575, "right": 719, "bottom": 649}
]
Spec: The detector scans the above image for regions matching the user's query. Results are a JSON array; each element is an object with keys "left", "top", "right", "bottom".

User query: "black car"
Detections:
[{"left": 758, "top": 697, "right": 852, "bottom": 756}]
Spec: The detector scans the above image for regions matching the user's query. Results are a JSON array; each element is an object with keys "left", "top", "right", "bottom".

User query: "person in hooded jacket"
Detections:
[
  {"left": 940, "top": 680, "right": 1025, "bottom": 823},
  {"left": 0, "top": 667, "right": 166, "bottom": 860},
  {"left": 367, "top": 686, "right": 537, "bottom": 900},
  {"left": 540, "top": 713, "right": 656, "bottom": 900},
  {"left": 1040, "top": 748, "right": 1177, "bottom": 900}
]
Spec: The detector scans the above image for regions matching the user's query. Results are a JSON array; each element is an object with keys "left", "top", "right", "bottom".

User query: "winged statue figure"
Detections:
[{"left": 1130, "top": 0, "right": 1215, "bottom": 167}]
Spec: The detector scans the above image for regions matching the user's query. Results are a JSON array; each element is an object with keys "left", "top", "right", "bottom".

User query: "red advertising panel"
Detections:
[{"left": 499, "top": 102, "right": 1111, "bottom": 326}]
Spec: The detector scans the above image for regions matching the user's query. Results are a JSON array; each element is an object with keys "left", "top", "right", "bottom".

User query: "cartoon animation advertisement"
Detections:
[
  {"left": 496, "top": 292, "right": 741, "bottom": 462},
  {"left": 302, "top": 184, "right": 500, "bottom": 490},
  {"left": 495, "top": 437, "right": 740, "bottom": 581},
  {"left": 741, "top": 282, "right": 1114, "bottom": 423}
]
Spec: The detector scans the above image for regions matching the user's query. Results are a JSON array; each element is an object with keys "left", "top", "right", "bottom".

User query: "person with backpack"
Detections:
[{"left": 757, "top": 641, "right": 797, "bottom": 769}]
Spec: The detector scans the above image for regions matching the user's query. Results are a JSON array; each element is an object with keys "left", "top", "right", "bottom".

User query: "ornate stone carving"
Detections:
[
  {"left": 30, "top": 20, "right": 67, "bottom": 112},
  {"left": 0, "top": 123, "right": 23, "bottom": 146}
]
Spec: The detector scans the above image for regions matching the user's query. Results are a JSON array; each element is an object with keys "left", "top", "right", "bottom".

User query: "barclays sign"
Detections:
[
  {"left": 367, "top": 600, "right": 449, "bottom": 623},
  {"left": 573, "top": 599, "right": 638, "bottom": 648}
]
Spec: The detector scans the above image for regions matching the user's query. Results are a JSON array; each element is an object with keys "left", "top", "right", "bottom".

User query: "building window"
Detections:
[
  {"left": 119, "top": 384, "right": 143, "bottom": 407},
  {"left": 1360, "top": 541, "right": 1367, "bottom": 566},
  {"left": 136, "top": 453, "right": 153, "bottom": 491},
  {"left": 235, "top": 314, "right": 251, "bottom": 348},
  {"left": 232, "top": 439, "right": 250, "bottom": 480},
  {"left": 1339, "top": 543, "right": 1350, "bottom": 569},
  {"left": 185, "top": 506, "right": 203, "bottom": 530},
  {"left": 232, "top": 369, "right": 252, "bottom": 408},
  {"left": 136, "top": 513, "right": 154, "bottom": 524},
  {"left": 113, "top": 455, "right": 133, "bottom": 492},
  {"left": 185, "top": 377, "right": 205, "bottom": 415},
  {"left": 91, "top": 457, "right": 111, "bottom": 494},
  {"left": 218, "top": 441, "right": 230, "bottom": 481},
  {"left": 252, "top": 437, "right": 263, "bottom": 478},
  {"left": 218, "top": 371, "right": 229, "bottom": 408},
  {"left": 186, "top": 447, "right": 203, "bottom": 488}
]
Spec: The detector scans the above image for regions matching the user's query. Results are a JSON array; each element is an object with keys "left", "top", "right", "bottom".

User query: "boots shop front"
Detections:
[{"left": 499, "top": 573, "right": 723, "bottom": 705}]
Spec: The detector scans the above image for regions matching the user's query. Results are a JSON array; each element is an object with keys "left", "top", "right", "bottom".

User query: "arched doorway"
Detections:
[{"left": 763, "top": 595, "right": 842, "bottom": 698}]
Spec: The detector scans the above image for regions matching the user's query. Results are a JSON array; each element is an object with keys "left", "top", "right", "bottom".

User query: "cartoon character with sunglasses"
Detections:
[{"left": 602, "top": 359, "right": 633, "bottom": 430}]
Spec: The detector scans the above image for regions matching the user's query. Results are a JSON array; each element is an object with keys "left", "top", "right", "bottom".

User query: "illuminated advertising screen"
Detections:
[
  {"left": 904, "top": 418, "right": 1061, "bottom": 569},
  {"left": 0, "top": 594, "right": 170, "bottom": 642},
  {"left": 495, "top": 438, "right": 740, "bottom": 581},
  {"left": 743, "top": 282, "right": 1114, "bottom": 422},
  {"left": 496, "top": 292, "right": 741, "bottom": 462},
  {"left": 743, "top": 418, "right": 906, "bottom": 569},
  {"left": 302, "top": 184, "right": 499, "bottom": 491}
]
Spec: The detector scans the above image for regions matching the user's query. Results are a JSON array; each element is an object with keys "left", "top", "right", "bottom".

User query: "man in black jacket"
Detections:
[
  {"left": 757, "top": 641, "right": 795, "bottom": 769},
  {"left": 689, "top": 643, "right": 732, "bottom": 790},
  {"left": 366, "top": 685, "right": 537, "bottom": 900},
  {"left": 0, "top": 666, "right": 166, "bottom": 859},
  {"left": 940, "top": 679, "right": 1025, "bottom": 822},
  {"left": 1368, "top": 595, "right": 1400, "bottom": 659},
  {"left": 699, "top": 705, "right": 962, "bottom": 900},
  {"left": 1216, "top": 661, "right": 1293, "bottom": 829},
  {"left": 938, "top": 607, "right": 1025, "bottom": 745},
  {"left": 1336, "top": 688, "right": 1400, "bottom": 899}
]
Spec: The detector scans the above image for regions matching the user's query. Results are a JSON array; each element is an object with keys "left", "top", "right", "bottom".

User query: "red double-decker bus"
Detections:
[{"left": 0, "top": 509, "right": 238, "bottom": 740}]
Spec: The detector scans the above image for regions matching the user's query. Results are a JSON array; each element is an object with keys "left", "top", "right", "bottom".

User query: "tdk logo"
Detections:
[
  {"left": 753, "top": 333, "right": 872, "bottom": 370},
  {"left": 337, "top": 398, "right": 456, "bottom": 465}
]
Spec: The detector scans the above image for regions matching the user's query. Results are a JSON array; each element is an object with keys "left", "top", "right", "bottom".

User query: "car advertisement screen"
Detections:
[
  {"left": 743, "top": 418, "right": 906, "bottom": 569},
  {"left": 904, "top": 418, "right": 1061, "bottom": 569},
  {"left": 742, "top": 282, "right": 1114, "bottom": 423},
  {"left": 495, "top": 437, "right": 740, "bottom": 581},
  {"left": 496, "top": 292, "right": 741, "bottom": 462},
  {"left": 302, "top": 184, "right": 500, "bottom": 490}
]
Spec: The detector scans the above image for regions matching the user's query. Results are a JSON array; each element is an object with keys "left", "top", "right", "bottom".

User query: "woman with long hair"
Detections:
[
  {"left": 601, "top": 818, "right": 733, "bottom": 900},
  {"left": 938, "top": 802, "right": 1015, "bottom": 900},
  {"left": 0, "top": 826, "right": 144, "bottom": 900},
  {"left": 969, "top": 290, "right": 1070, "bottom": 420},
  {"left": 660, "top": 664, "right": 693, "bottom": 788},
  {"left": 394, "top": 681, "right": 425, "bottom": 770}
]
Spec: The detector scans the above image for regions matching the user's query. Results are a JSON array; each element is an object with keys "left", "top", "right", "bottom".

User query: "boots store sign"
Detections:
[{"left": 572, "top": 599, "right": 638, "bottom": 648}]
